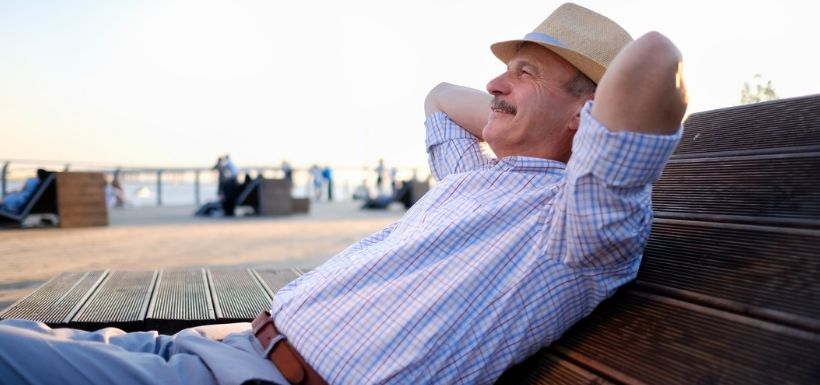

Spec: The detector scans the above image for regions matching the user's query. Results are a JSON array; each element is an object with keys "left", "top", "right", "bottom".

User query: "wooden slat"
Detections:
[
  {"left": 653, "top": 153, "right": 820, "bottom": 226},
  {"left": 496, "top": 351, "right": 617, "bottom": 385},
  {"left": 0, "top": 271, "right": 106, "bottom": 326},
  {"left": 291, "top": 198, "right": 310, "bottom": 213},
  {"left": 55, "top": 172, "right": 108, "bottom": 228},
  {"left": 208, "top": 269, "right": 271, "bottom": 322},
  {"left": 639, "top": 219, "right": 820, "bottom": 327},
  {"left": 676, "top": 94, "right": 820, "bottom": 157},
  {"left": 70, "top": 270, "right": 157, "bottom": 331},
  {"left": 145, "top": 269, "right": 215, "bottom": 333},
  {"left": 259, "top": 179, "right": 292, "bottom": 216},
  {"left": 525, "top": 291, "right": 820, "bottom": 385},
  {"left": 253, "top": 268, "right": 301, "bottom": 297},
  {"left": 54, "top": 186, "right": 109, "bottom": 196}
]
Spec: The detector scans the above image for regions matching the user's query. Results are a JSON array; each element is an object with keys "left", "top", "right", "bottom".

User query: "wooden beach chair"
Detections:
[
  {"left": 2, "top": 95, "right": 819, "bottom": 383},
  {"left": 362, "top": 179, "right": 430, "bottom": 210},
  {"left": 236, "top": 177, "right": 309, "bottom": 216},
  {"left": 0, "top": 171, "right": 57, "bottom": 228},
  {"left": 0, "top": 171, "right": 108, "bottom": 228},
  {"left": 195, "top": 177, "right": 308, "bottom": 217},
  {"left": 234, "top": 176, "right": 262, "bottom": 210}
]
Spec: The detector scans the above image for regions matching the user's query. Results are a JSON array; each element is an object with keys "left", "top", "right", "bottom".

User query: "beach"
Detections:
[{"left": 0, "top": 201, "right": 404, "bottom": 310}]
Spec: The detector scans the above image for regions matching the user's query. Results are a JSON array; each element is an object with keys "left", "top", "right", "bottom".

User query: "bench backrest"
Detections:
[
  {"left": 496, "top": 95, "right": 820, "bottom": 384},
  {"left": 55, "top": 172, "right": 108, "bottom": 228}
]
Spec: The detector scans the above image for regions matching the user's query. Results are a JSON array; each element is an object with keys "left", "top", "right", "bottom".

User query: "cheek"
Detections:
[{"left": 532, "top": 89, "right": 577, "bottom": 125}]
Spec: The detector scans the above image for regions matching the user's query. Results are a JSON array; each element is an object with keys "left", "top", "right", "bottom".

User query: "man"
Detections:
[{"left": 0, "top": 3, "right": 687, "bottom": 385}]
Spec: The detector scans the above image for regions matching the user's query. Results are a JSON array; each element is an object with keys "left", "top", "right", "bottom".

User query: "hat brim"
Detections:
[{"left": 490, "top": 39, "right": 606, "bottom": 84}]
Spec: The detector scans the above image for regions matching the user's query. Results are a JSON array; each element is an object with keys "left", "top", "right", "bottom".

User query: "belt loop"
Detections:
[
  {"left": 263, "top": 334, "right": 287, "bottom": 358},
  {"left": 252, "top": 310, "right": 273, "bottom": 334}
]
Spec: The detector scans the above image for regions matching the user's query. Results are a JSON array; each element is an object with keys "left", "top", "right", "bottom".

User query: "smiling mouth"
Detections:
[{"left": 491, "top": 99, "right": 516, "bottom": 115}]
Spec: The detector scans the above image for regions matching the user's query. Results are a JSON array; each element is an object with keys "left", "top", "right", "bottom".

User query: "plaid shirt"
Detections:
[{"left": 272, "top": 102, "right": 681, "bottom": 385}]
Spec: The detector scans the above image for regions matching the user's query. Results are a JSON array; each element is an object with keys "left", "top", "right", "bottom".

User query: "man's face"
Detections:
[{"left": 483, "top": 43, "right": 588, "bottom": 160}]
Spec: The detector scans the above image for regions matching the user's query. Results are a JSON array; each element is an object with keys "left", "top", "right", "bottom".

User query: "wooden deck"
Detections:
[{"left": 0, "top": 268, "right": 304, "bottom": 334}]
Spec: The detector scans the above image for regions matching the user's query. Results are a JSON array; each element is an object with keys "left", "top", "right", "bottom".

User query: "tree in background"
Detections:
[{"left": 740, "top": 74, "right": 779, "bottom": 104}]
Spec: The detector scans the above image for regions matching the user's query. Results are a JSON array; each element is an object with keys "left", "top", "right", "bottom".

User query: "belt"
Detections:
[{"left": 252, "top": 310, "right": 328, "bottom": 385}]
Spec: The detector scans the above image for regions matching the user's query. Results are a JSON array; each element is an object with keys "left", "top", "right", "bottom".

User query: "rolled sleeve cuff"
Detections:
[
  {"left": 425, "top": 112, "right": 477, "bottom": 150},
  {"left": 572, "top": 101, "right": 682, "bottom": 187}
]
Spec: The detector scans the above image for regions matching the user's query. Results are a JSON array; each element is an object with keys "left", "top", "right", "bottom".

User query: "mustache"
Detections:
[{"left": 491, "top": 98, "right": 517, "bottom": 114}]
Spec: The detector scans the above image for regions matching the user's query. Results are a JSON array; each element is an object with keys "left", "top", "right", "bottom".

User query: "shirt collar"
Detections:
[{"left": 493, "top": 156, "right": 566, "bottom": 177}]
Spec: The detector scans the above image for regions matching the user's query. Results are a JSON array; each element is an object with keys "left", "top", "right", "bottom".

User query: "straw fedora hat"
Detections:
[{"left": 490, "top": 3, "right": 632, "bottom": 84}]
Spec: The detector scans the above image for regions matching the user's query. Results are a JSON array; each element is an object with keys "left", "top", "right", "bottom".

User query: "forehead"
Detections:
[{"left": 511, "top": 43, "right": 578, "bottom": 75}]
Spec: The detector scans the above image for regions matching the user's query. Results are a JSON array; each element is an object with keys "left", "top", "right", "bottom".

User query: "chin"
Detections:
[{"left": 482, "top": 124, "right": 501, "bottom": 143}]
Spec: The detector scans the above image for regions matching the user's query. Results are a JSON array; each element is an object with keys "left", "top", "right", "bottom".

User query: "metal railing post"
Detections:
[
  {"left": 157, "top": 170, "right": 163, "bottom": 206},
  {"left": 1, "top": 161, "right": 9, "bottom": 196},
  {"left": 194, "top": 170, "right": 201, "bottom": 206}
]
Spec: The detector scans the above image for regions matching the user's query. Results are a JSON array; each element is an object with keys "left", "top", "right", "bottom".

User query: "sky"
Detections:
[{"left": 1, "top": 0, "right": 818, "bottom": 171}]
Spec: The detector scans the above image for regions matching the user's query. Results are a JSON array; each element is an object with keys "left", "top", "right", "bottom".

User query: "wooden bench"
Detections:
[
  {"left": 235, "top": 177, "right": 310, "bottom": 216},
  {"left": 0, "top": 171, "right": 108, "bottom": 228},
  {"left": 495, "top": 95, "right": 820, "bottom": 384},
  {"left": 2, "top": 96, "right": 819, "bottom": 382}
]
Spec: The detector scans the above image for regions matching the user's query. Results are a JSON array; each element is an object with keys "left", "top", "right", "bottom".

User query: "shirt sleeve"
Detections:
[
  {"left": 549, "top": 101, "right": 682, "bottom": 268},
  {"left": 425, "top": 112, "right": 491, "bottom": 181}
]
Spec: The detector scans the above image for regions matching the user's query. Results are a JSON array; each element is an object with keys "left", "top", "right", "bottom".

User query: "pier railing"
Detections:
[{"left": 1, "top": 159, "right": 426, "bottom": 207}]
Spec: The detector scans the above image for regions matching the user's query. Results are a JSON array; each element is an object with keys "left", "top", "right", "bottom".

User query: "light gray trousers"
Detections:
[{"left": 0, "top": 319, "right": 288, "bottom": 385}]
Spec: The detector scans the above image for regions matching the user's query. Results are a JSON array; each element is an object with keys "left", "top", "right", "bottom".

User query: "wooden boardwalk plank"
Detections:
[
  {"left": 253, "top": 268, "right": 302, "bottom": 297},
  {"left": 145, "top": 269, "right": 215, "bottom": 333},
  {"left": 0, "top": 271, "right": 106, "bottom": 327},
  {"left": 70, "top": 270, "right": 157, "bottom": 331},
  {"left": 208, "top": 269, "right": 271, "bottom": 322}
]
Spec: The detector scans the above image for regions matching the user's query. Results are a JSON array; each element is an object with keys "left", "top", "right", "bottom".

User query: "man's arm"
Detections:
[
  {"left": 591, "top": 31, "right": 688, "bottom": 135},
  {"left": 424, "top": 82, "right": 492, "bottom": 140}
]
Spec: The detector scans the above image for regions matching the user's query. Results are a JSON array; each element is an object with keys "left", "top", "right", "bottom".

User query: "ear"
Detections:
[{"left": 567, "top": 98, "right": 590, "bottom": 132}]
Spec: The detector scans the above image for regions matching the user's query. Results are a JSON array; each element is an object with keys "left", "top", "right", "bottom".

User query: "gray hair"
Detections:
[{"left": 564, "top": 70, "right": 597, "bottom": 98}]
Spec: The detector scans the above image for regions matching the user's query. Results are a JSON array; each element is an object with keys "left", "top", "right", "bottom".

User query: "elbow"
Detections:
[
  {"left": 638, "top": 32, "right": 681, "bottom": 61},
  {"left": 424, "top": 82, "right": 453, "bottom": 117},
  {"left": 637, "top": 32, "right": 688, "bottom": 122},
  {"left": 597, "top": 31, "right": 688, "bottom": 134}
]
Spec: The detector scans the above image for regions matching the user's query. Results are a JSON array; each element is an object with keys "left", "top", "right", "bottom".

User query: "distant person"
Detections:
[
  {"left": 223, "top": 155, "right": 238, "bottom": 179},
  {"left": 309, "top": 164, "right": 323, "bottom": 201},
  {"left": 281, "top": 160, "right": 293, "bottom": 185},
  {"left": 107, "top": 170, "right": 126, "bottom": 208},
  {"left": 215, "top": 155, "right": 240, "bottom": 216},
  {"left": 389, "top": 167, "right": 398, "bottom": 195},
  {"left": 321, "top": 166, "right": 333, "bottom": 202},
  {"left": 375, "top": 158, "right": 386, "bottom": 192},
  {"left": 0, "top": 169, "right": 49, "bottom": 214}
]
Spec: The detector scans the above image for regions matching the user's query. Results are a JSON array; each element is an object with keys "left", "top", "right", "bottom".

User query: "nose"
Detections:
[{"left": 486, "top": 71, "right": 511, "bottom": 96}]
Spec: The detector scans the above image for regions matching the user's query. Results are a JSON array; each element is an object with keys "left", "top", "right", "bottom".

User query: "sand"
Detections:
[{"left": 0, "top": 201, "right": 404, "bottom": 309}]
